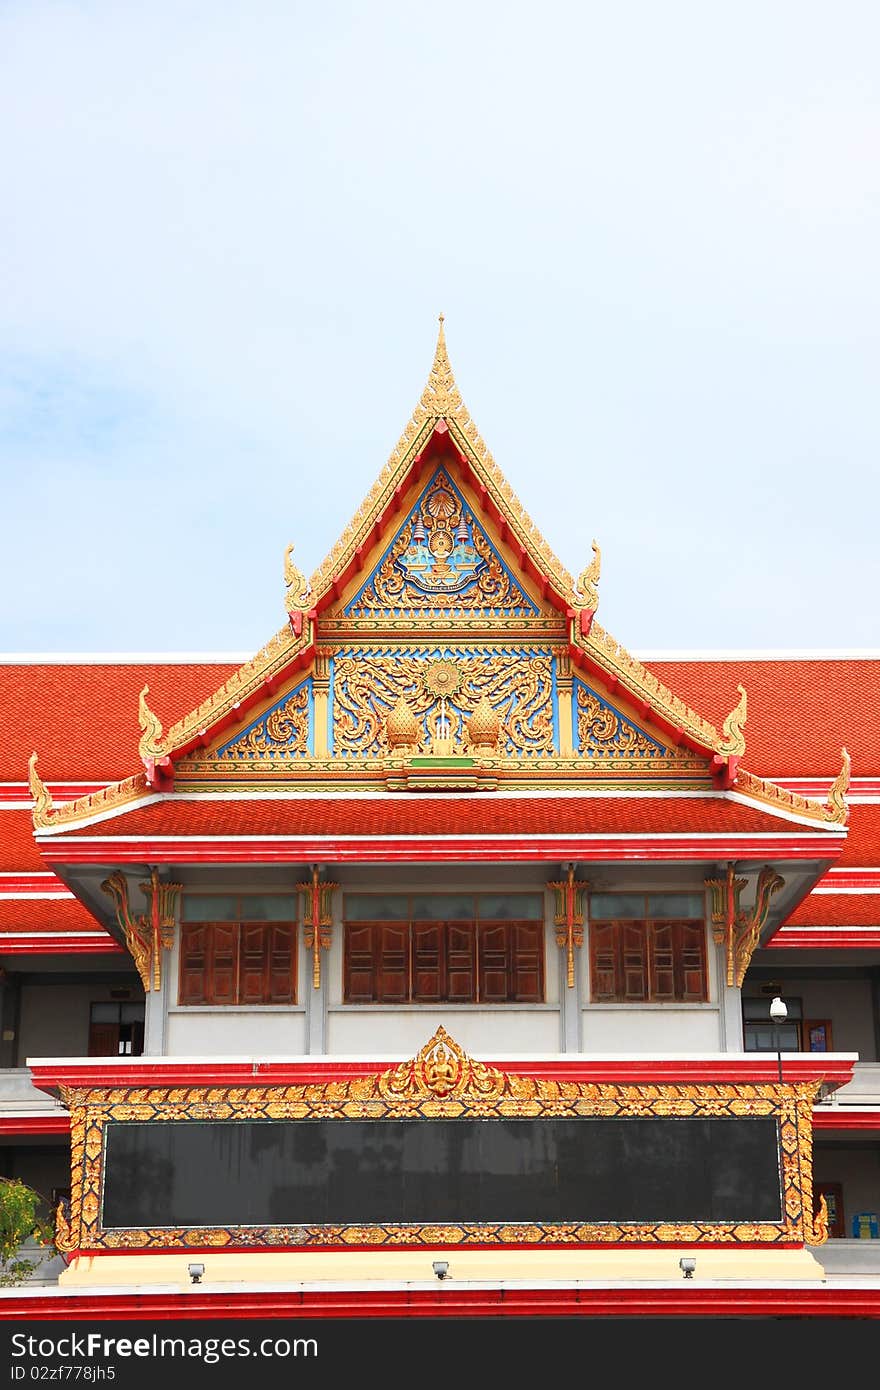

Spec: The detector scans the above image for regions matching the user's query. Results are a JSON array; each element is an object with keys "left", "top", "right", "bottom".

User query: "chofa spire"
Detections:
[{"left": 417, "top": 313, "right": 464, "bottom": 420}]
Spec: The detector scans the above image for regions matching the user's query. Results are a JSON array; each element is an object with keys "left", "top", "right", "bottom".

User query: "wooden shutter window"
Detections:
[
  {"left": 266, "top": 924, "right": 295, "bottom": 1003},
  {"left": 676, "top": 921, "right": 707, "bottom": 1001},
  {"left": 446, "top": 923, "right": 477, "bottom": 1003},
  {"left": 648, "top": 922, "right": 676, "bottom": 1001},
  {"left": 180, "top": 923, "right": 209, "bottom": 1004},
  {"left": 621, "top": 921, "right": 647, "bottom": 1001},
  {"left": 239, "top": 923, "right": 268, "bottom": 1005},
  {"left": 478, "top": 923, "right": 510, "bottom": 1003},
  {"left": 180, "top": 919, "right": 297, "bottom": 1005},
  {"left": 589, "top": 922, "right": 618, "bottom": 1001},
  {"left": 412, "top": 922, "right": 444, "bottom": 1003},
  {"left": 509, "top": 921, "right": 543, "bottom": 1003},
  {"left": 345, "top": 924, "right": 378, "bottom": 1003},
  {"left": 376, "top": 924, "right": 409, "bottom": 1004},
  {"left": 210, "top": 923, "right": 238, "bottom": 1006}
]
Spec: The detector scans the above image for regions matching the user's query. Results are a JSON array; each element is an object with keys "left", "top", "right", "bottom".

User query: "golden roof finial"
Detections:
[
  {"left": 28, "top": 752, "right": 55, "bottom": 829},
  {"left": 419, "top": 314, "right": 462, "bottom": 419},
  {"left": 284, "top": 542, "right": 310, "bottom": 611},
  {"left": 576, "top": 540, "right": 601, "bottom": 610},
  {"left": 825, "top": 747, "right": 851, "bottom": 824},
  {"left": 138, "top": 685, "right": 165, "bottom": 760},
  {"left": 718, "top": 684, "right": 748, "bottom": 758}
]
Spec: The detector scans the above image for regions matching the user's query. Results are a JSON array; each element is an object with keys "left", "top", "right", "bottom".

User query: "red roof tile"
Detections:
[
  {"left": 0, "top": 662, "right": 238, "bottom": 782},
  {"left": 644, "top": 658, "right": 880, "bottom": 778},
  {"left": 837, "top": 803, "right": 880, "bottom": 867},
  {"left": 0, "top": 897, "right": 105, "bottom": 932},
  {"left": 48, "top": 793, "right": 840, "bottom": 840},
  {"left": 783, "top": 893, "right": 880, "bottom": 927},
  {"left": 0, "top": 810, "right": 43, "bottom": 870}
]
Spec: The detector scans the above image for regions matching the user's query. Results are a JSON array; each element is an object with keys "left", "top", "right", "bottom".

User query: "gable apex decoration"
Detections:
[
  {"left": 28, "top": 752, "right": 55, "bottom": 830},
  {"left": 718, "top": 684, "right": 748, "bottom": 758},
  {"left": 307, "top": 317, "right": 579, "bottom": 612},
  {"left": 825, "top": 748, "right": 851, "bottom": 825}
]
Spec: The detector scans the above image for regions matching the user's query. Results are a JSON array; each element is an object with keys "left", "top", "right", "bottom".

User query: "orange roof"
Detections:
[
  {"left": 644, "top": 658, "right": 880, "bottom": 778},
  {"left": 783, "top": 893, "right": 880, "bottom": 927},
  {"left": 45, "top": 793, "right": 840, "bottom": 841},
  {"left": 0, "top": 810, "right": 45, "bottom": 870},
  {"left": 837, "top": 803, "right": 880, "bottom": 867},
  {"left": 0, "top": 897, "right": 105, "bottom": 932},
  {"left": 0, "top": 661, "right": 238, "bottom": 782}
]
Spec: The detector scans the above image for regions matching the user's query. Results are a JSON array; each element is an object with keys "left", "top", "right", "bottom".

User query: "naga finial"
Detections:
[
  {"left": 718, "top": 683, "right": 748, "bottom": 758},
  {"left": 576, "top": 540, "right": 601, "bottom": 610},
  {"left": 138, "top": 685, "right": 164, "bottom": 760},
  {"left": 284, "top": 542, "right": 311, "bottom": 612},
  {"left": 825, "top": 747, "right": 851, "bottom": 824},
  {"left": 28, "top": 752, "right": 55, "bottom": 829}
]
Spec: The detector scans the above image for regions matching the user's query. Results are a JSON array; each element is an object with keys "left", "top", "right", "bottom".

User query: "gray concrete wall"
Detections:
[
  {"left": 814, "top": 1142, "right": 880, "bottom": 1235},
  {"left": 19, "top": 983, "right": 139, "bottom": 1060}
]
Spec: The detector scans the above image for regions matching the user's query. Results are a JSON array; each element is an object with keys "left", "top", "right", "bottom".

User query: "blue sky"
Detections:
[{"left": 1, "top": 2, "right": 878, "bottom": 652}]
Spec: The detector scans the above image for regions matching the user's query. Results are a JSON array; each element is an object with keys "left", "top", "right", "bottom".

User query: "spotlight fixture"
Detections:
[
  {"left": 187, "top": 1262, "right": 205, "bottom": 1285},
  {"left": 679, "top": 1257, "right": 696, "bottom": 1279},
  {"left": 432, "top": 1260, "right": 450, "bottom": 1281}
]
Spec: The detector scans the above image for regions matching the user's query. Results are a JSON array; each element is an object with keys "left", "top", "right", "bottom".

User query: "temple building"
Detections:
[{"left": 0, "top": 323, "right": 878, "bottom": 1317}]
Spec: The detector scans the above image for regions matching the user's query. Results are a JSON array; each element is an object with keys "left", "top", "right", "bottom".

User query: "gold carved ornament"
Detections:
[
  {"left": 717, "top": 684, "right": 748, "bottom": 759},
  {"left": 297, "top": 868, "right": 337, "bottom": 989},
  {"left": 137, "top": 685, "right": 165, "bottom": 761},
  {"left": 706, "top": 863, "right": 785, "bottom": 987},
  {"left": 28, "top": 752, "right": 55, "bottom": 830},
  {"left": 101, "top": 870, "right": 182, "bottom": 992},
  {"left": 347, "top": 468, "right": 534, "bottom": 618},
  {"left": 57, "top": 1027, "right": 826, "bottom": 1252},
  {"left": 575, "top": 686, "right": 669, "bottom": 759},
  {"left": 333, "top": 650, "right": 554, "bottom": 759},
  {"left": 825, "top": 748, "right": 851, "bottom": 825},
  {"left": 547, "top": 866, "right": 589, "bottom": 988},
  {"left": 221, "top": 684, "right": 310, "bottom": 760},
  {"left": 576, "top": 540, "right": 601, "bottom": 613},
  {"left": 284, "top": 544, "right": 311, "bottom": 636}
]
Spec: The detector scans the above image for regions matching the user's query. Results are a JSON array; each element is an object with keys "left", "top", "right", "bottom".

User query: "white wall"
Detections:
[
  {"left": 326, "top": 1008, "right": 559, "bottom": 1056},
  {"left": 165, "top": 1009, "right": 306, "bottom": 1056}
]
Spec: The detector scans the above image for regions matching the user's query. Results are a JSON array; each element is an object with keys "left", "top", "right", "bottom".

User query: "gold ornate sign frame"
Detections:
[{"left": 56, "top": 1028, "right": 827, "bottom": 1253}]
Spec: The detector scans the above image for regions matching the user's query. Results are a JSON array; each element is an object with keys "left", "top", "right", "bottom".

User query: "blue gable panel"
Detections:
[
  {"left": 217, "top": 677, "right": 313, "bottom": 760},
  {"left": 344, "top": 467, "right": 539, "bottom": 617},
  {"left": 573, "top": 679, "right": 671, "bottom": 759}
]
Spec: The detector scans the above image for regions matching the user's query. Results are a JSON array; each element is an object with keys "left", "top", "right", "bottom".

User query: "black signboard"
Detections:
[{"left": 101, "top": 1116, "right": 781, "bottom": 1228}]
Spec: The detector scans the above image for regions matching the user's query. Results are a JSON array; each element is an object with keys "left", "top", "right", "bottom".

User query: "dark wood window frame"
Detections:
[
  {"left": 179, "top": 920, "right": 297, "bottom": 1006},
  {"left": 589, "top": 918, "right": 707, "bottom": 1003},
  {"left": 343, "top": 897, "right": 545, "bottom": 1005}
]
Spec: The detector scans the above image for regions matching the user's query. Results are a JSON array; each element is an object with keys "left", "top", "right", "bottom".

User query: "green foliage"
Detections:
[{"left": 0, "top": 1178, "right": 54, "bottom": 1286}]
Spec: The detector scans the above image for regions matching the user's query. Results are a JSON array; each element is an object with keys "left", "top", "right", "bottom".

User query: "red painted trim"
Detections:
[
  {"left": 29, "top": 1054, "right": 856, "bottom": 1092},
  {"left": 68, "top": 1238, "right": 803, "bottom": 1258},
  {"left": 0, "top": 875, "right": 71, "bottom": 895},
  {"left": 812, "top": 1110, "right": 880, "bottom": 1131},
  {"left": 0, "top": 1115, "right": 70, "bottom": 1135},
  {"left": 0, "top": 934, "right": 123, "bottom": 954},
  {"left": 822, "top": 870, "right": 880, "bottom": 888},
  {"left": 769, "top": 929, "right": 880, "bottom": 949},
  {"left": 0, "top": 1286, "right": 878, "bottom": 1320},
  {"left": 38, "top": 833, "right": 845, "bottom": 867}
]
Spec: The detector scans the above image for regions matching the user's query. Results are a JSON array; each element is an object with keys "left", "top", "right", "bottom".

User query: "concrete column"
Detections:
[
  {"left": 554, "top": 896, "right": 583, "bottom": 1053},
  {"left": 718, "top": 944, "right": 744, "bottom": 1051}
]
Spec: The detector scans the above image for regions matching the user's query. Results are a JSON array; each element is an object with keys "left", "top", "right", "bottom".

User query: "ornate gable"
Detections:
[
  {"left": 343, "top": 466, "right": 540, "bottom": 620},
  {"left": 26, "top": 321, "right": 848, "bottom": 829}
]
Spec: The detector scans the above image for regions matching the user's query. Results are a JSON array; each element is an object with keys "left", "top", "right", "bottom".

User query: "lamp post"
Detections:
[{"left": 769, "top": 995, "right": 787, "bottom": 1084}]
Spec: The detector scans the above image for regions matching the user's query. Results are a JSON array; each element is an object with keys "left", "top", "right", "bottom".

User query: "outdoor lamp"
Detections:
[
  {"left": 432, "top": 1261, "right": 450, "bottom": 1280},
  {"left": 679, "top": 1257, "right": 696, "bottom": 1279},
  {"left": 187, "top": 1262, "right": 205, "bottom": 1284}
]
